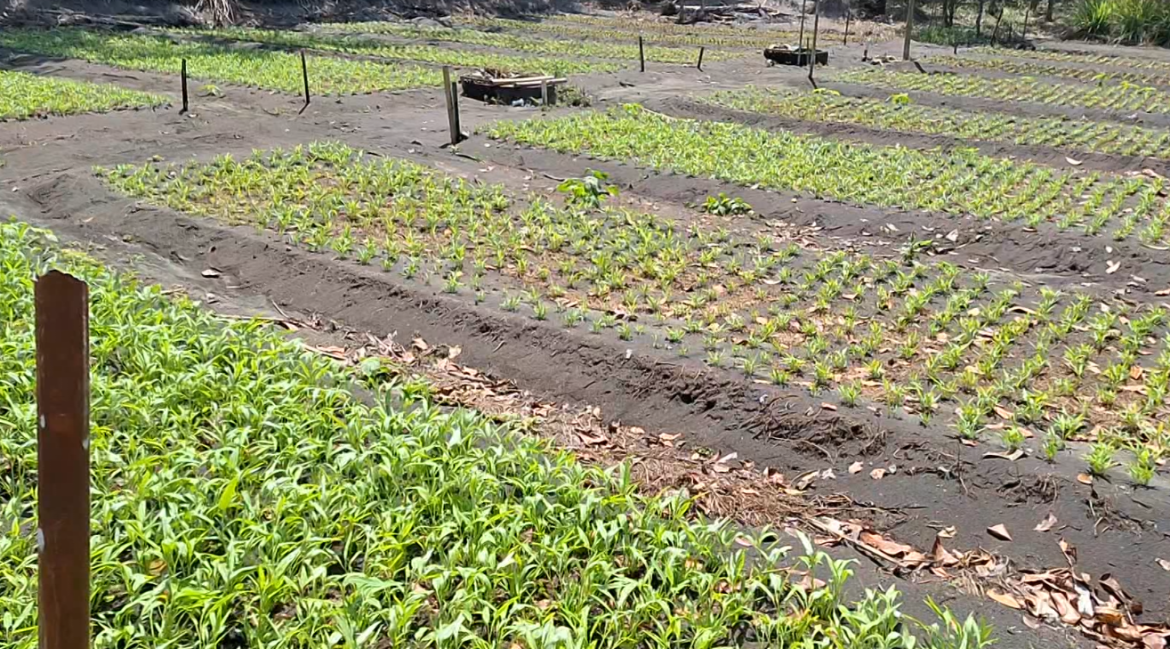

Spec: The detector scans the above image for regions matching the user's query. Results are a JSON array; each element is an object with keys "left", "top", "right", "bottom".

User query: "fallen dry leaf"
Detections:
[
  {"left": 1077, "top": 473, "right": 1094, "bottom": 485},
  {"left": 932, "top": 535, "right": 959, "bottom": 566},
  {"left": 984, "top": 450, "right": 1024, "bottom": 461},
  {"left": 1157, "top": 558, "right": 1170, "bottom": 572},
  {"left": 849, "top": 461, "right": 864, "bottom": 474},
  {"left": 993, "top": 405, "right": 1014, "bottom": 420},
  {"left": 987, "top": 524, "right": 1012, "bottom": 541},
  {"left": 200, "top": 268, "right": 221, "bottom": 278},
  {"left": 1066, "top": 156, "right": 1083, "bottom": 166},
  {"left": 870, "top": 468, "right": 886, "bottom": 480},
  {"left": 1107, "top": 260, "right": 1122, "bottom": 275},
  {"left": 821, "top": 402, "right": 837, "bottom": 411},
  {"left": 937, "top": 526, "right": 957, "bottom": 539},
  {"left": 447, "top": 345, "right": 462, "bottom": 359},
  {"left": 988, "top": 589, "right": 1024, "bottom": 609},
  {"left": 1034, "top": 513, "right": 1057, "bottom": 533},
  {"left": 1156, "top": 288, "right": 1170, "bottom": 297}
]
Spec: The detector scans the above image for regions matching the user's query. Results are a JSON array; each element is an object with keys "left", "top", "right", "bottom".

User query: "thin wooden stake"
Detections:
[
  {"left": 541, "top": 79, "right": 549, "bottom": 106},
  {"left": 298, "top": 50, "right": 310, "bottom": 114},
  {"left": 808, "top": 0, "right": 821, "bottom": 88},
  {"left": 36, "top": 270, "right": 90, "bottom": 649},
  {"left": 180, "top": 58, "right": 188, "bottom": 114},
  {"left": 798, "top": 0, "right": 807, "bottom": 47},
  {"left": 903, "top": 0, "right": 917, "bottom": 60},
  {"left": 1021, "top": 6, "right": 1030, "bottom": 42},
  {"left": 697, "top": 46, "right": 705, "bottom": 70},
  {"left": 843, "top": 10, "right": 851, "bottom": 45},
  {"left": 639, "top": 35, "right": 645, "bottom": 72},
  {"left": 991, "top": 7, "right": 1004, "bottom": 45}
]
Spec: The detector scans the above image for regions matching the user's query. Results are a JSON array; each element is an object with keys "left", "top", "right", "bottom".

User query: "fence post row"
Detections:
[{"left": 36, "top": 270, "right": 90, "bottom": 649}]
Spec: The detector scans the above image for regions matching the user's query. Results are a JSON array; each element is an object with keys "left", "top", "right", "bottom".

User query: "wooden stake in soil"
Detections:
[
  {"left": 36, "top": 270, "right": 90, "bottom": 649},
  {"left": 798, "top": 0, "right": 807, "bottom": 48},
  {"left": 697, "top": 46, "right": 705, "bottom": 70},
  {"left": 298, "top": 50, "right": 310, "bottom": 114},
  {"left": 903, "top": 0, "right": 917, "bottom": 60},
  {"left": 442, "top": 66, "right": 464, "bottom": 145},
  {"left": 843, "top": 9, "right": 851, "bottom": 45},
  {"left": 180, "top": 58, "right": 188, "bottom": 114},
  {"left": 1021, "top": 6, "right": 1030, "bottom": 42},
  {"left": 991, "top": 7, "right": 1004, "bottom": 45},
  {"left": 540, "top": 79, "right": 549, "bottom": 106},
  {"left": 639, "top": 35, "right": 645, "bottom": 72},
  {"left": 808, "top": 0, "right": 821, "bottom": 88}
]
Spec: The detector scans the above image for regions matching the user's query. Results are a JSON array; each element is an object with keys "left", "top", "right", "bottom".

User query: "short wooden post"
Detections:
[
  {"left": 298, "top": 50, "right": 310, "bottom": 114},
  {"left": 36, "top": 271, "right": 90, "bottom": 649},
  {"left": 903, "top": 0, "right": 917, "bottom": 60},
  {"left": 180, "top": 58, "right": 189, "bottom": 114},
  {"left": 442, "top": 66, "right": 463, "bottom": 145},
  {"left": 697, "top": 46, "right": 705, "bottom": 70},
  {"left": 843, "top": 10, "right": 851, "bottom": 45},
  {"left": 639, "top": 35, "right": 645, "bottom": 72},
  {"left": 540, "top": 79, "right": 549, "bottom": 106}
]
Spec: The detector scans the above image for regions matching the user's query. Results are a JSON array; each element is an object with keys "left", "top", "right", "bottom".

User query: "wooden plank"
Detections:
[{"left": 36, "top": 270, "right": 90, "bottom": 649}]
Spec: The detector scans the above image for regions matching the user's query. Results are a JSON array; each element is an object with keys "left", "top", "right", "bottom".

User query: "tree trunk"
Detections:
[
  {"left": 976, "top": 0, "right": 987, "bottom": 35},
  {"left": 1045, "top": 0, "right": 1054, "bottom": 21}
]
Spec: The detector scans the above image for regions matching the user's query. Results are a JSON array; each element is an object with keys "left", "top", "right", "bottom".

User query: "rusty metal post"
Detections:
[{"left": 36, "top": 270, "right": 90, "bottom": 649}]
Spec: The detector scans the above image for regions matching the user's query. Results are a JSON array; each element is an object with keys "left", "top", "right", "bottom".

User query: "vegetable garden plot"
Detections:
[
  {"left": 0, "top": 219, "right": 996, "bottom": 648},
  {"left": 835, "top": 68, "right": 1170, "bottom": 115},
  {"left": 98, "top": 142, "right": 1170, "bottom": 480},
  {"left": 487, "top": 104, "right": 1170, "bottom": 246},
  {"left": 924, "top": 55, "right": 1170, "bottom": 88},
  {"left": 0, "top": 69, "right": 167, "bottom": 120},
  {"left": 703, "top": 87, "right": 1170, "bottom": 160},
  {"left": 0, "top": 28, "right": 441, "bottom": 95},
  {"left": 318, "top": 21, "right": 741, "bottom": 64},
  {"left": 456, "top": 16, "right": 791, "bottom": 49},
  {"left": 175, "top": 28, "right": 622, "bottom": 76},
  {"left": 974, "top": 46, "right": 1170, "bottom": 72}
]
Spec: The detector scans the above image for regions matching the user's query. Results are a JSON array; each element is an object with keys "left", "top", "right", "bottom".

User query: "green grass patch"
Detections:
[
  {"left": 836, "top": 66, "right": 1170, "bottom": 115},
  {"left": 704, "top": 86, "right": 1170, "bottom": 160},
  {"left": 177, "top": 27, "right": 622, "bottom": 76},
  {"left": 0, "top": 68, "right": 166, "bottom": 119},
  {"left": 0, "top": 217, "right": 998, "bottom": 646},
  {"left": 0, "top": 28, "right": 441, "bottom": 95}
]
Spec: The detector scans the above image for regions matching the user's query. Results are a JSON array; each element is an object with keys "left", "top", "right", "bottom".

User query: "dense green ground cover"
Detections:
[
  {"left": 0, "top": 219, "right": 994, "bottom": 646},
  {"left": 0, "top": 69, "right": 167, "bottom": 119},
  {"left": 704, "top": 87, "right": 1170, "bottom": 159},
  {"left": 0, "top": 29, "right": 441, "bottom": 95}
]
